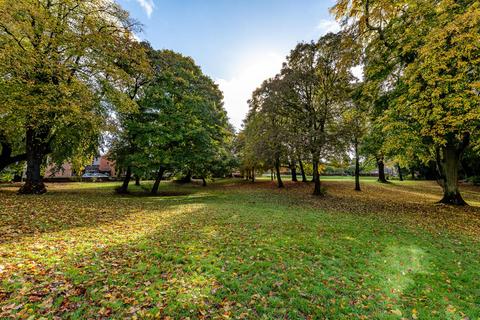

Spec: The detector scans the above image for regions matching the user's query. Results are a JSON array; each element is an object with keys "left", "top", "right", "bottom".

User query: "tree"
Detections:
[
  {"left": 111, "top": 50, "right": 232, "bottom": 195},
  {"left": 244, "top": 78, "right": 290, "bottom": 189},
  {"left": 333, "top": 0, "right": 480, "bottom": 205},
  {"left": 280, "top": 32, "right": 359, "bottom": 195},
  {"left": 0, "top": 0, "right": 146, "bottom": 194},
  {"left": 344, "top": 84, "right": 369, "bottom": 191}
]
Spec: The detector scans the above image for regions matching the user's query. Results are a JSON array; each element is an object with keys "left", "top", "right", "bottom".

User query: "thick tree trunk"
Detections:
[
  {"left": 396, "top": 164, "right": 404, "bottom": 181},
  {"left": 376, "top": 156, "right": 388, "bottom": 183},
  {"left": 117, "top": 166, "right": 132, "bottom": 194},
  {"left": 437, "top": 146, "right": 467, "bottom": 205},
  {"left": 18, "top": 128, "right": 48, "bottom": 195},
  {"left": 202, "top": 177, "right": 207, "bottom": 187},
  {"left": 354, "top": 138, "right": 361, "bottom": 192},
  {"left": 275, "top": 158, "right": 284, "bottom": 188},
  {"left": 151, "top": 166, "right": 165, "bottom": 195},
  {"left": 291, "top": 160, "right": 298, "bottom": 182},
  {"left": 312, "top": 157, "right": 322, "bottom": 196},
  {"left": 298, "top": 158, "right": 307, "bottom": 183}
]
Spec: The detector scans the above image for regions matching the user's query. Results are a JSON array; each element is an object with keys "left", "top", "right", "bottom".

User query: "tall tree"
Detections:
[
  {"left": 243, "top": 78, "right": 289, "bottom": 189},
  {"left": 280, "top": 32, "right": 359, "bottom": 195},
  {"left": 333, "top": 0, "right": 480, "bottom": 205},
  {"left": 0, "top": 0, "right": 146, "bottom": 194},
  {"left": 111, "top": 50, "right": 232, "bottom": 195}
]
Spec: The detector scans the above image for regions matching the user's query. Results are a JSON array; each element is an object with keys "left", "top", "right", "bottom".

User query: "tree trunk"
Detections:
[
  {"left": 354, "top": 138, "right": 361, "bottom": 191},
  {"left": 312, "top": 156, "right": 322, "bottom": 196},
  {"left": 270, "top": 169, "right": 274, "bottom": 181},
  {"left": 135, "top": 175, "right": 140, "bottom": 186},
  {"left": 396, "top": 164, "right": 404, "bottom": 181},
  {"left": 275, "top": 157, "right": 284, "bottom": 188},
  {"left": 291, "top": 160, "right": 298, "bottom": 182},
  {"left": 202, "top": 176, "right": 207, "bottom": 187},
  {"left": 251, "top": 167, "right": 255, "bottom": 183},
  {"left": 410, "top": 167, "right": 415, "bottom": 180},
  {"left": 437, "top": 145, "right": 467, "bottom": 205},
  {"left": 117, "top": 166, "right": 132, "bottom": 194},
  {"left": 18, "top": 127, "right": 48, "bottom": 195},
  {"left": 183, "top": 172, "right": 192, "bottom": 183},
  {"left": 376, "top": 156, "right": 388, "bottom": 183},
  {"left": 298, "top": 158, "right": 307, "bottom": 183},
  {"left": 151, "top": 166, "right": 166, "bottom": 195}
]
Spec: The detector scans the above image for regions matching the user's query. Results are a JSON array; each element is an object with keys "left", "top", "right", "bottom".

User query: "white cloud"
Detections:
[
  {"left": 135, "top": 0, "right": 154, "bottom": 18},
  {"left": 217, "top": 52, "right": 284, "bottom": 130},
  {"left": 317, "top": 19, "right": 341, "bottom": 35}
]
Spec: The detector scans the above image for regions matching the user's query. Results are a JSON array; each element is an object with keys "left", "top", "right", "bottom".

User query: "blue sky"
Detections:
[{"left": 116, "top": 0, "right": 341, "bottom": 129}]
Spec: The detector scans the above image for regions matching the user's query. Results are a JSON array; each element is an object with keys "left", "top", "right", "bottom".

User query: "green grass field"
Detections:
[{"left": 1, "top": 179, "right": 479, "bottom": 319}]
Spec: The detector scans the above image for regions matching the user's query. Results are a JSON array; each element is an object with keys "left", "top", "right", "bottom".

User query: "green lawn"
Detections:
[{"left": 1, "top": 179, "right": 479, "bottom": 319}]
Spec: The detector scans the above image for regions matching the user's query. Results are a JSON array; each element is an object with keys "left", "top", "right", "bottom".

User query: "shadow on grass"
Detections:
[
  {"left": 1, "top": 180, "right": 480, "bottom": 318},
  {"left": 0, "top": 183, "right": 212, "bottom": 245},
  {"left": 1, "top": 187, "right": 479, "bottom": 319}
]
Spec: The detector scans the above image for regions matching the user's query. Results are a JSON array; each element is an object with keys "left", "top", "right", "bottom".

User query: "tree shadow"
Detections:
[
  {"left": 2, "top": 189, "right": 479, "bottom": 318},
  {"left": 0, "top": 183, "right": 212, "bottom": 245}
]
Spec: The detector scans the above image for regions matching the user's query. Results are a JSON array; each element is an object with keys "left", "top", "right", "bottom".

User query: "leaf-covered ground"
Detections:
[{"left": 0, "top": 179, "right": 479, "bottom": 319}]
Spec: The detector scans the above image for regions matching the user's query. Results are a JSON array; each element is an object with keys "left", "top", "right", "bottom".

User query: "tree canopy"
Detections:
[{"left": 0, "top": 0, "right": 148, "bottom": 193}]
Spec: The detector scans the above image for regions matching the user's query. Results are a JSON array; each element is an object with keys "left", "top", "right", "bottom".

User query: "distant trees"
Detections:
[{"left": 241, "top": 32, "right": 359, "bottom": 195}]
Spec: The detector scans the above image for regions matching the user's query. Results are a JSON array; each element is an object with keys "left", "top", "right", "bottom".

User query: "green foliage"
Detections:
[
  {"left": 111, "top": 49, "right": 234, "bottom": 183},
  {"left": 240, "top": 31, "right": 360, "bottom": 193},
  {"left": 333, "top": 0, "right": 480, "bottom": 203},
  {"left": 0, "top": 0, "right": 149, "bottom": 190}
]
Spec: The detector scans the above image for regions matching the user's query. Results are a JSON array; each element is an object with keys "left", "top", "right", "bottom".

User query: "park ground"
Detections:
[{"left": 0, "top": 178, "right": 479, "bottom": 319}]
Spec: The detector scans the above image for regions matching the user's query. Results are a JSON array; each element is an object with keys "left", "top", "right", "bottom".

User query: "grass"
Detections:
[{"left": 0, "top": 178, "right": 479, "bottom": 319}]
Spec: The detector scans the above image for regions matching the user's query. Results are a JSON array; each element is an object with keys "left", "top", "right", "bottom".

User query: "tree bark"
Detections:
[
  {"left": 437, "top": 145, "right": 467, "bottom": 205},
  {"left": 396, "top": 164, "right": 403, "bottom": 181},
  {"left": 251, "top": 167, "right": 255, "bottom": 183},
  {"left": 182, "top": 172, "right": 192, "bottom": 183},
  {"left": 275, "top": 157, "right": 284, "bottom": 188},
  {"left": 410, "top": 167, "right": 415, "bottom": 180},
  {"left": 202, "top": 176, "right": 207, "bottom": 187},
  {"left": 270, "top": 169, "right": 274, "bottom": 181},
  {"left": 354, "top": 138, "right": 361, "bottom": 191},
  {"left": 117, "top": 166, "right": 132, "bottom": 194},
  {"left": 135, "top": 175, "right": 140, "bottom": 186},
  {"left": 290, "top": 160, "right": 298, "bottom": 182},
  {"left": 298, "top": 158, "right": 307, "bottom": 183},
  {"left": 18, "top": 127, "right": 48, "bottom": 195},
  {"left": 376, "top": 156, "right": 388, "bottom": 183},
  {"left": 151, "top": 166, "right": 165, "bottom": 195},
  {"left": 312, "top": 156, "right": 322, "bottom": 196}
]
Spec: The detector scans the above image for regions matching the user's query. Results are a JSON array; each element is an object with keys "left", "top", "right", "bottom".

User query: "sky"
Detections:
[{"left": 116, "top": 0, "right": 342, "bottom": 129}]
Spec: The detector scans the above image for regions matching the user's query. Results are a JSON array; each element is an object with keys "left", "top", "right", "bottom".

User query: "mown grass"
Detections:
[{"left": 0, "top": 178, "right": 479, "bottom": 319}]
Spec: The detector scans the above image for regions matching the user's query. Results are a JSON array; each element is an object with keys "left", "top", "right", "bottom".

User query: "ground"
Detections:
[{"left": 0, "top": 178, "right": 479, "bottom": 319}]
